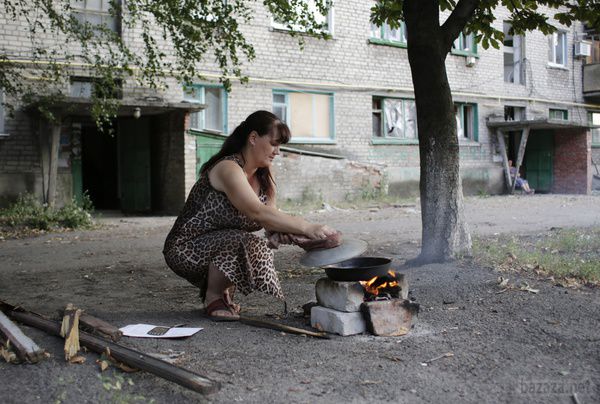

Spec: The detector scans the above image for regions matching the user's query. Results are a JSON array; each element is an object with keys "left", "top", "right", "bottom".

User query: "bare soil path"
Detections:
[{"left": 1, "top": 195, "right": 599, "bottom": 403}]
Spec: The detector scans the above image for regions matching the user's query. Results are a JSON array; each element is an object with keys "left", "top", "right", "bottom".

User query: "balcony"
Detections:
[{"left": 583, "top": 38, "right": 600, "bottom": 102}]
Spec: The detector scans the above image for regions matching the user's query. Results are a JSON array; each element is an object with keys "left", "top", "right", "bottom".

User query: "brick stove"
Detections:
[{"left": 310, "top": 271, "right": 419, "bottom": 336}]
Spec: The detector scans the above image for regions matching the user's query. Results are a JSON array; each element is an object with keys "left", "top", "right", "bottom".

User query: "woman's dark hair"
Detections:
[{"left": 200, "top": 110, "right": 291, "bottom": 198}]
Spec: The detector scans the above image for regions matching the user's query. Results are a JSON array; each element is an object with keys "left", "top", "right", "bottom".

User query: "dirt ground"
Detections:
[{"left": 1, "top": 194, "right": 600, "bottom": 404}]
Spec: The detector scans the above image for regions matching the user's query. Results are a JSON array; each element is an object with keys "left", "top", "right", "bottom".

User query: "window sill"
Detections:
[
  {"left": 270, "top": 26, "right": 333, "bottom": 38},
  {"left": 451, "top": 50, "right": 479, "bottom": 58},
  {"left": 459, "top": 139, "right": 481, "bottom": 146},
  {"left": 289, "top": 138, "right": 336, "bottom": 145},
  {"left": 547, "top": 63, "right": 568, "bottom": 71},
  {"left": 592, "top": 144, "right": 600, "bottom": 148},
  {"left": 0, "top": 133, "right": 9, "bottom": 139},
  {"left": 368, "top": 38, "right": 407, "bottom": 49},
  {"left": 371, "top": 138, "right": 418, "bottom": 145},
  {"left": 189, "top": 129, "right": 227, "bottom": 138}
]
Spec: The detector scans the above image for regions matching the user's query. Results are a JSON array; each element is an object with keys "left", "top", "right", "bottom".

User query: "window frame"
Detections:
[
  {"left": 589, "top": 111, "right": 600, "bottom": 147},
  {"left": 272, "top": 89, "right": 335, "bottom": 144},
  {"left": 548, "top": 31, "right": 568, "bottom": 68},
  {"left": 371, "top": 96, "right": 419, "bottom": 144},
  {"left": 184, "top": 84, "right": 228, "bottom": 135},
  {"left": 70, "top": 0, "right": 121, "bottom": 34},
  {"left": 271, "top": 1, "right": 334, "bottom": 36},
  {"left": 454, "top": 102, "right": 479, "bottom": 142},
  {"left": 549, "top": 108, "right": 568, "bottom": 121},
  {"left": 451, "top": 32, "right": 478, "bottom": 57},
  {"left": 369, "top": 21, "right": 407, "bottom": 48}
]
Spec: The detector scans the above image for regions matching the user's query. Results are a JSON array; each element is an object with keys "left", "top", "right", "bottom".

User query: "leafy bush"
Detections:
[{"left": 0, "top": 193, "right": 94, "bottom": 231}]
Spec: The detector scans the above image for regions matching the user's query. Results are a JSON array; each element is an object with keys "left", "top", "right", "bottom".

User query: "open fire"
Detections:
[{"left": 360, "top": 270, "right": 402, "bottom": 301}]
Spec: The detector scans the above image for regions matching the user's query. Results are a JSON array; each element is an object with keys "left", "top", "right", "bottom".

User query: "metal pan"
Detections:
[{"left": 323, "top": 257, "right": 392, "bottom": 282}]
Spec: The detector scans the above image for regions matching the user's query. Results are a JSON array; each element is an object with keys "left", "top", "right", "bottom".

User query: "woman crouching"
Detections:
[{"left": 163, "top": 110, "right": 336, "bottom": 321}]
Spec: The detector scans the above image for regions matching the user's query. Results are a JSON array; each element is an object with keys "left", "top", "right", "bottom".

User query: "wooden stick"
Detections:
[
  {"left": 0, "top": 311, "right": 46, "bottom": 363},
  {"left": 240, "top": 316, "right": 330, "bottom": 339},
  {"left": 8, "top": 310, "right": 220, "bottom": 395},
  {"left": 79, "top": 313, "right": 123, "bottom": 342}
]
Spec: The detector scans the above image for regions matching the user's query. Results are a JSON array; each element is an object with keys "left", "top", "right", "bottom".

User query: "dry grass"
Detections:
[{"left": 472, "top": 227, "right": 600, "bottom": 287}]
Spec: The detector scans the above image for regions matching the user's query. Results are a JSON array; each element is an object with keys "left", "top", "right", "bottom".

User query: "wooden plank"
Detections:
[
  {"left": 0, "top": 310, "right": 45, "bottom": 363},
  {"left": 80, "top": 313, "right": 123, "bottom": 342},
  {"left": 240, "top": 316, "right": 330, "bottom": 339},
  {"left": 47, "top": 117, "right": 61, "bottom": 207},
  {"left": 496, "top": 130, "right": 512, "bottom": 193},
  {"left": 7, "top": 310, "right": 220, "bottom": 395},
  {"left": 512, "top": 127, "right": 530, "bottom": 193}
]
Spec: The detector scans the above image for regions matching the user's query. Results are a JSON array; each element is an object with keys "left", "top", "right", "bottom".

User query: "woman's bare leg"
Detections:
[{"left": 205, "top": 263, "right": 238, "bottom": 318}]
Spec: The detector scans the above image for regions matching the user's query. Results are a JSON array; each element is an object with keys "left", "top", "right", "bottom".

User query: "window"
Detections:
[
  {"left": 272, "top": 1, "right": 333, "bottom": 34},
  {"left": 548, "top": 31, "right": 567, "bottom": 66},
  {"left": 589, "top": 111, "right": 600, "bottom": 145},
  {"left": 184, "top": 85, "right": 227, "bottom": 133},
  {"left": 504, "top": 106, "right": 526, "bottom": 121},
  {"left": 0, "top": 90, "right": 6, "bottom": 135},
  {"left": 70, "top": 0, "right": 119, "bottom": 32},
  {"left": 272, "top": 90, "right": 334, "bottom": 142},
  {"left": 69, "top": 77, "right": 122, "bottom": 99},
  {"left": 455, "top": 103, "right": 478, "bottom": 141},
  {"left": 549, "top": 108, "right": 568, "bottom": 121},
  {"left": 503, "top": 22, "right": 525, "bottom": 84},
  {"left": 372, "top": 97, "right": 417, "bottom": 140},
  {"left": 452, "top": 32, "right": 477, "bottom": 56},
  {"left": 369, "top": 21, "right": 407, "bottom": 47}
]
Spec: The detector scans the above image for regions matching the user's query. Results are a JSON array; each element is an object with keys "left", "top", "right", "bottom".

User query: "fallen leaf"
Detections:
[
  {"left": 498, "top": 277, "right": 510, "bottom": 288},
  {"left": 519, "top": 283, "right": 539, "bottom": 294},
  {"left": 0, "top": 344, "right": 18, "bottom": 363},
  {"left": 69, "top": 355, "right": 86, "bottom": 364}
]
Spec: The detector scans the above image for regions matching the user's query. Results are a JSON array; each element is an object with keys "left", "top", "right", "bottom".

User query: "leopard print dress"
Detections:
[{"left": 163, "top": 155, "right": 283, "bottom": 300}]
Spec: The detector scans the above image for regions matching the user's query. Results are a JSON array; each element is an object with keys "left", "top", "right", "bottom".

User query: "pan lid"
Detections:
[{"left": 299, "top": 238, "right": 367, "bottom": 267}]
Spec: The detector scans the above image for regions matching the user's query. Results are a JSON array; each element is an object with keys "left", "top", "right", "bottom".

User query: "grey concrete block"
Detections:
[
  {"left": 315, "top": 278, "right": 364, "bottom": 312},
  {"left": 311, "top": 305, "right": 366, "bottom": 336}
]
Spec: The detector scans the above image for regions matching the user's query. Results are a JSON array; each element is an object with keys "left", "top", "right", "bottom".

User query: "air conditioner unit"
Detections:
[
  {"left": 465, "top": 56, "right": 476, "bottom": 67},
  {"left": 574, "top": 40, "right": 592, "bottom": 58}
]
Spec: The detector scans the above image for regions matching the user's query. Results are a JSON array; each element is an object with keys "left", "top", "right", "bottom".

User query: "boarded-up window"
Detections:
[{"left": 273, "top": 91, "right": 333, "bottom": 141}]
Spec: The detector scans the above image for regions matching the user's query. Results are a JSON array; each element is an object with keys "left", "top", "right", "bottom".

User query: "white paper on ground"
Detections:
[{"left": 119, "top": 324, "right": 203, "bottom": 339}]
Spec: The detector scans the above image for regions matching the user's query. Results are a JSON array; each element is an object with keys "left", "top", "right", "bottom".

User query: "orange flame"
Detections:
[{"left": 360, "top": 271, "right": 399, "bottom": 296}]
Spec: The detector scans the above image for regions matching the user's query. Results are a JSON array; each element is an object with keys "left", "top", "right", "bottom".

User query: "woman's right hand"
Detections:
[{"left": 304, "top": 223, "right": 336, "bottom": 240}]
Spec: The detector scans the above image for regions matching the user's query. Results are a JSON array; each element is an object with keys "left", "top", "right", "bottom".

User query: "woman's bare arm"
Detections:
[{"left": 209, "top": 161, "right": 333, "bottom": 239}]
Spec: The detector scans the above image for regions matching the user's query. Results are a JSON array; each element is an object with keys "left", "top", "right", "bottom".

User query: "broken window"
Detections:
[
  {"left": 272, "top": 0, "right": 333, "bottom": 34},
  {"left": 503, "top": 22, "right": 526, "bottom": 85},
  {"left": 455, "top": 103, "right": 478, "bottom": 141},
  {"left": 548, "top": 31, "right": 567, "bottom": 66},
  {"left": 273, "top": 90, "right": 333, "bottom": 142},
  {"left": 589, "top": 111, "right": 600, "bottom": 145},
  {"left": 70, "top": 0, "right": 120, "bottom": 33},
  {"left": 549, "top": 108, "right": 568, "bottom": 121},
  {"left": 452, "top": 32, "right": 477, "bottom": 56},
  {"left": 370, "top": 21, "right": 407, "bottom": 46},
  {"left": 184, "top": 85, "right": 227, "bottom": 133},
  {"left": 504, "top": 106, "right": 526, "bottom": 121},
  {"left": 372, "top": 97, "right": 417, "bottom": 140}
]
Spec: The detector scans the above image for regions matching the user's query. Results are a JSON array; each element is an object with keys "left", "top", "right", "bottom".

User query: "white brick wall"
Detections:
[{"left": 0, "top": 2, "right": 597, "bottom": 205}]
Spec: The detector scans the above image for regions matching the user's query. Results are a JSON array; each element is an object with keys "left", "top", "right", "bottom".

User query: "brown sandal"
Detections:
[{"left": 205, "top": 298, "right": 240, "bottom": 322}]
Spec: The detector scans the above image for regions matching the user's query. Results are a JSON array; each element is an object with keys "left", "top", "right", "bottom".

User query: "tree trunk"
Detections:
[{"left": 404, "top": 0, "right": 471, "bottom": 263}]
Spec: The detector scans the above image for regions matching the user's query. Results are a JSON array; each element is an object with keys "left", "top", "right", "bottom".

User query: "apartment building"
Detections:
[{"left": 0, "top": 1, "right": 598, "bottom": 213}]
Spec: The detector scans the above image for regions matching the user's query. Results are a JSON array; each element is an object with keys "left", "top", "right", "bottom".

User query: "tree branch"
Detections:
[{"left": 440, "top": 0, "right": 480, "bottom": 53}]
